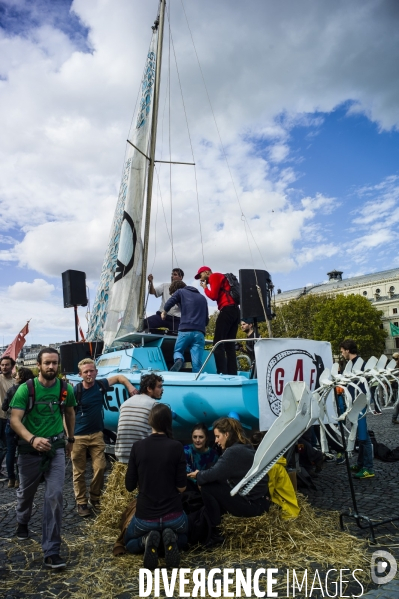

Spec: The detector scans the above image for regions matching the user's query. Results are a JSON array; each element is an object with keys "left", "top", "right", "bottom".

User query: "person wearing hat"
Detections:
[
  {"left": 194, "top": 266, "right": 240, "bottom": 375},
  {"left": 391, "top": 352, "right": 399, "bottom": 424}
]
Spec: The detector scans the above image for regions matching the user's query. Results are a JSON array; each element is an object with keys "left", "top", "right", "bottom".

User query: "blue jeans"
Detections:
[
  {"left": 174, "top": 331, "right": 205, "bottom": 373},
  {"left": 124, "top": 512, "right": 188, "bottom": 554},
  {"left": 357, "top": 408, "right": 373, "bottom": 470},
  {"left": 5, "top": 420, "right": 18, "bottom": 480}
]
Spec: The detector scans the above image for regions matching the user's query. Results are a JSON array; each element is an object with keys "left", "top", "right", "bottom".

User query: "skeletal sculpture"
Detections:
[{"left": 232, "top": 355, "right": 399, "bottom": 497}]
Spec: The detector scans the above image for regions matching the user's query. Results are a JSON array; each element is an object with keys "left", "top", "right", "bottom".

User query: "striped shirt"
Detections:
[{"left": 115, "top": 394, "right": 157, "bottom": 464}]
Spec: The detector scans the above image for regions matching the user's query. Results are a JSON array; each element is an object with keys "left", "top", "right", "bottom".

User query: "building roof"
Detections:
[{"left": 275, "top": 267, "right": 399, "bottom": 302}]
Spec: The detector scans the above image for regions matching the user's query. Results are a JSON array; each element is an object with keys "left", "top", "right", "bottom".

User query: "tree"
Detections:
[
  {"left": 266, "top": 294, "right": 333, "bottom": 339},
  {"left": 313, "top": 294, "right": 386, "bottom": 359}
]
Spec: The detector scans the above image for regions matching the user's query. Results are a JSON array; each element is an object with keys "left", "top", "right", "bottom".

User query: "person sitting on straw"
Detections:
[
  {"left": 184, "top": 423, "right": 219, "bottom": 484},
  {"left": 124, "top": 404, "right": 188, "bottom": 569},
  {"left": 188, "top": 417, "right": 270, "bottom": 548}
]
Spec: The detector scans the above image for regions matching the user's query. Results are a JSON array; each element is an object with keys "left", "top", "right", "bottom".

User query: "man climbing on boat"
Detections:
[
  {"left": 195, "top": 266, "right": 240, "bottom": 376},
  {"left": 145, "top": 268, "right": 184, "bottom": 333},
  {"left": 161, "top": 280, "right": 209, "bottom": 372}
]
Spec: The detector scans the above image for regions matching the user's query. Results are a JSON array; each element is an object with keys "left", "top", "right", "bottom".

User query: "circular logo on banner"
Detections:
[{"left": 266, "top": 350, "right": 325, "bottom": 416}]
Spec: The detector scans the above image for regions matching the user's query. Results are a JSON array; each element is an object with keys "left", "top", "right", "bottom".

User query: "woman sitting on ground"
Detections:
[
  {"left": 124, "top": 403, "right": 188, "bottom": 569},
  {"left": 2, "top": 367, "right": 35, "bottom": 488},
  {"left": 184, "top": 423, "right": 219, "bottom": 477},
  {"left": 188, "top": 417, "right": 270, "bottom": 545}
]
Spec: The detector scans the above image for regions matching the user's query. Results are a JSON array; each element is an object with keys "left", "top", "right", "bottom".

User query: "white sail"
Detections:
[{"left": 87, "top": 33, "right": 158, "bottom": 344}]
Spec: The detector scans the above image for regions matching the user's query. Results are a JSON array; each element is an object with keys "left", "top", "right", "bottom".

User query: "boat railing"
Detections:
[{"left": 194, "top": 337, "right": 263, "bottom": 380}]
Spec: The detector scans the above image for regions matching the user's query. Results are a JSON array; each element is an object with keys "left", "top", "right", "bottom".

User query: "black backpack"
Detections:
[
  {"left": 73, "top": 380, "right": 108, "bottom": 413},
  {"left": 224, "top": 273, "right": 240, "bottom": 305},
  {"left": 25, "top": 378, "right": 68, "bottom": 416}
]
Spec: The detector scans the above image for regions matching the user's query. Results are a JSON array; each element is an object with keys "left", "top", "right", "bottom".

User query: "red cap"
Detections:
[{"left": 194, "top": 266, "right": 211, "bottom": 280}]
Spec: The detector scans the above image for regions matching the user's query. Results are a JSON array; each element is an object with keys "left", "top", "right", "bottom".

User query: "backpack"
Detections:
[
  {"left": 224, "top": 273, "right": 240, "bottom": 305},
  {"left": 73, "top": 380, "right": 108, "bottom": 413},
  {"left": 25, "top": 378, "right": 68, "bottom": 416}
]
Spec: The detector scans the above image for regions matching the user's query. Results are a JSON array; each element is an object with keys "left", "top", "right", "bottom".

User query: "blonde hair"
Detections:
[
  {"left": 213, "top": 417, "right": 249, "bottom": 448},
  {"left": 78, "top": 358, "right": 96, "bottom": 372}
]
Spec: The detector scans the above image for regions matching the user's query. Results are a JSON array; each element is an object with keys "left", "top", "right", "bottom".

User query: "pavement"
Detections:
[{"left": 1, "top": 408, "right": 399, "bottom": 598}]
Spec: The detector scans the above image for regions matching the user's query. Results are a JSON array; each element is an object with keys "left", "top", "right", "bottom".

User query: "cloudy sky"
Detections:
[{"left": 1, "top": 0, "right": 399, "bottom": 346}]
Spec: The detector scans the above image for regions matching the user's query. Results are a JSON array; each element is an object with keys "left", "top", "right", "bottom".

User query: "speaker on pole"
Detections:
[
  {"left": 62, "top": 270, "right": 88, "bottom": 308},
  {"left": 239, "top": 269, "right": 274, "bottom": 322}
]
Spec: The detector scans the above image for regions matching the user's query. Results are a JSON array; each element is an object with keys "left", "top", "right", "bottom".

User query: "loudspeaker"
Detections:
[
  {"left": 62, "top": 270, "right": 88, "bottom": 308},
  {"left": 60, "top": 342, "right": 104, "bottom": 374},
  {"left": 239, "top": 269, "right": 274, "bottom": 322}
]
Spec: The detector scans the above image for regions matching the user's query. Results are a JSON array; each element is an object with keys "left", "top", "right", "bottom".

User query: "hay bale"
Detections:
[{"left": 94, "top": 461, "right": 136, "bottom": 534}]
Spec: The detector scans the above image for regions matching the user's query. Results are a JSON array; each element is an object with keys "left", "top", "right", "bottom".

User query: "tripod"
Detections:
[{"left": 334, "top": 387, "right": 399, "bottom": 543}]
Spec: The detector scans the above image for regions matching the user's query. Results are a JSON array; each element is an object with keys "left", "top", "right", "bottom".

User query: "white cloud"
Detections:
[
  {"left": 0, "top": 0, "right": 398, "bottom": 339},
  {"left": 8, "top": 279, "right": 55, "bottom": 301}
]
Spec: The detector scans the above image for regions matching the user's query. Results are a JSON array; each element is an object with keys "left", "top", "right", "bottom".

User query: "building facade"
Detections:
[{"left": 274, "top": 268, "right": 399, "bottom": 358}]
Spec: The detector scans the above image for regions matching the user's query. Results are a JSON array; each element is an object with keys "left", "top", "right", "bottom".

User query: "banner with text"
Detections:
[{"left": 255, "top": 338, "right": 333, "bottom": 430}]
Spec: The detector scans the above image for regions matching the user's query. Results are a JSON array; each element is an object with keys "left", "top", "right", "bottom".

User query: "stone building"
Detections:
[{"left": 274, "top": 268, "right": 399, "bottom": 358}]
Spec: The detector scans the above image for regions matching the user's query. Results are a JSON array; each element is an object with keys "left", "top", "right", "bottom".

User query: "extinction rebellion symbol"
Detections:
[{"left": 266, "top": 350, "right": 325, "bottom": 416}]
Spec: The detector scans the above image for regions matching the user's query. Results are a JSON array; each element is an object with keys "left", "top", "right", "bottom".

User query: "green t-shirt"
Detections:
[{"left": 11, "top": 378, "right": 76, "bottom": 438}]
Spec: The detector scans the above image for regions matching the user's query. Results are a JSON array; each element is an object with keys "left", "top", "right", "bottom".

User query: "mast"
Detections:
[{"left": 138, "top": 0, "right": 166, "bottom": 329}]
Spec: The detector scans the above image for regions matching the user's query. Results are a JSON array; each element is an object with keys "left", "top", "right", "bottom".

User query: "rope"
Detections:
[
  {"left": 179, "top": 0, "right": 267, "bottom": 270},
  {"left": 154, "top": 164, "right": 179, "bottom": 265},
  {"left": 168, "top": 7, "right": 174, "bottom": 270},
  {"left": 167, "top": 9, "right": 205, "bottom": 263}
]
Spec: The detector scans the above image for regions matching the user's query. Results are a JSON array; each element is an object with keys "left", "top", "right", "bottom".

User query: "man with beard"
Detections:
[
  {"left": 10, "top": 348, "right": 76, "bottom": 569},
  {"left": 0, "top": 356, "right": 16, "bottom": 478}
]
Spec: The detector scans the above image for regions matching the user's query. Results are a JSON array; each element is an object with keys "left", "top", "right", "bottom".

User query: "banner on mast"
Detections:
[{"left": 87, "top": 32, "right": 158, "bottom": 345}]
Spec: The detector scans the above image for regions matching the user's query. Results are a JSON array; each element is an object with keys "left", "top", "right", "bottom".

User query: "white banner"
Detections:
[{"left": 255, "top": 338, "right": 333, "bottom": 430}]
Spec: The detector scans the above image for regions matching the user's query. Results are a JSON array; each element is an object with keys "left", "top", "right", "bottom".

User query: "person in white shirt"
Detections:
[
  {"left": 145, "top": 268, "right": 184, "bottom": 332},
  {"left": 115, "top": 374, "right": 164, "bottom": 463}
]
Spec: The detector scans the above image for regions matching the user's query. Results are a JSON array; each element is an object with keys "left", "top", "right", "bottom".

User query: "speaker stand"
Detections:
[
  {"left": 334, "top": 388, "right": 399, "bottom": 543},
  {"left": 74, "top": 305, "right": 79, "bottom": 342}
]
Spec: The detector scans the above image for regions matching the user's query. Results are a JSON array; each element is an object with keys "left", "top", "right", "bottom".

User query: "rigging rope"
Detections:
[
  {"left": 168, "top": 6, "right": 174, "bottom": 271},
  {"left": 180, "top": 0, "right": 268, "bottom": 271},
  {"left": 167, "top": 7, "right": 205, "bottom": 263}
]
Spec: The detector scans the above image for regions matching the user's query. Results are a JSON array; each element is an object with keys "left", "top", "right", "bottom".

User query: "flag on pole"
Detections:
[
  {"left": 390, "top": 322, "right": 399, "bottom": 337},
  {"left": 2, "top": 321, "right": 30, "bottom": 361}
]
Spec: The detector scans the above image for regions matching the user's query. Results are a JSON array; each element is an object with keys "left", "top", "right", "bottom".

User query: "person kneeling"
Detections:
[
  {"left": 124, "top": 404, "right": 188, "bottom": 569},
  {"left": 188, "top": 417, "right": 270, "bottom": 547}
]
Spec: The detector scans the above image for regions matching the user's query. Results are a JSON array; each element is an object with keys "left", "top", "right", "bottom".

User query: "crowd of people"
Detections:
[{"left": 0, "top": 265, "right": 394, "bottom": 572}]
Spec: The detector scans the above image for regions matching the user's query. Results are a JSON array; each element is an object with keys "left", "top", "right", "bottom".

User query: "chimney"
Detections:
[{"left": 327, "top": 270, "right": 343, "bottom": 282}]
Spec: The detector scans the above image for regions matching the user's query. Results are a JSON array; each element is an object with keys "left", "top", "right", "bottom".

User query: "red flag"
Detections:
[{"left": 2, "top": 321, "right": 30, "bottom": 361}]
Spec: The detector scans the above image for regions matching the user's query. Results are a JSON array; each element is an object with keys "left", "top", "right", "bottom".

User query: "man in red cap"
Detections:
[{"left": 194, "top": 267, "right": 240, "bottom": 375}]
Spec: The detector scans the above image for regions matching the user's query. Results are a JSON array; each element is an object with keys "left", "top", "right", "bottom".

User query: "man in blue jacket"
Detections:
[{"left": 162, "top": 281, "right": 209, "bottom": 373}]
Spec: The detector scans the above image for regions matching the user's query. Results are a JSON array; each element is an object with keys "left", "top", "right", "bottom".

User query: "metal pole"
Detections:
[
  {"left": 138, "top": 0, "right": 166, "bottom": 328},
  {"left": 74, "top": 306, "right": 79, "bottom": 342}
]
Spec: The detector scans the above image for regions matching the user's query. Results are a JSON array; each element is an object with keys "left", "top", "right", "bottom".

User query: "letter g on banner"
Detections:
[{"left": 371, "top": 550, "right": 397, "bottom": 584}]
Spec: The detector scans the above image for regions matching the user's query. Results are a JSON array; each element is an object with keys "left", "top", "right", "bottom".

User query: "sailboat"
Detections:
[{"left": 66, "top": 1, "right": 330, "bottom": 441}]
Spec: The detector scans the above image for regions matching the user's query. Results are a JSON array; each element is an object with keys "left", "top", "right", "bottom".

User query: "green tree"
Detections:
[
  {"left": 313, "top": 294, "right": 386, "bottom": 359},
  {"left": 262, "top": 294, "right": 333, "bottom": 339}
]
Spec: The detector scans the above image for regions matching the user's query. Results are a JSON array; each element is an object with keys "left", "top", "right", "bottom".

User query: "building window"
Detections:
[
  {"left": 375, "top": 288, "right": 381, "bottom": 294},
  {"left": 380, "top": 324, "right": 384, "bottom": 329},
  {"left": 394, "top": 322, "right": 399, "bottom": 327},
  {"left": 394, "top": 308, "right": 398, "bottom": 315},
  {"left": 390, "top": 286, "right": 395, "bottom": 293},
  {"left": 396, "top": 338, "right": 399, "bottom": 349},
  {"left": 363, "top": 291, "right": 367, "bottom": 296}
]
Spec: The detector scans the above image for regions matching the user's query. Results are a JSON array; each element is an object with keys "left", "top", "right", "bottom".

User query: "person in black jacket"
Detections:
[
  {"left": 188, "top": 417, "right": 270, "bottom": 546},
  {"left": 124, "top": 403, "right": 187, "bottom": 569},
  {"left": 2, "top": 367, "right": 34, "bottom": 488}
]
